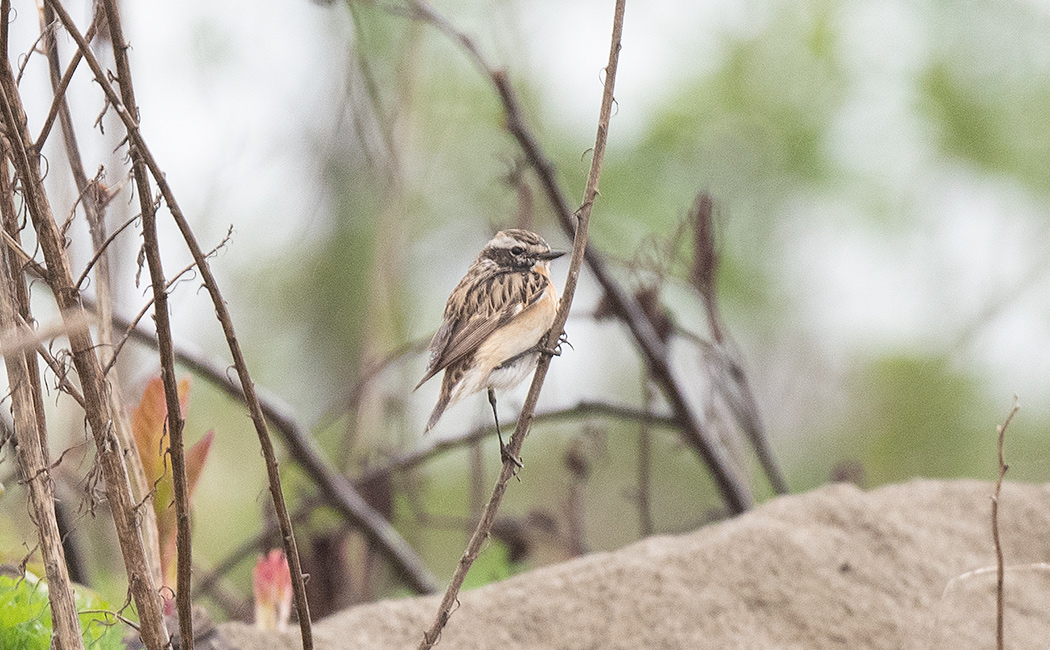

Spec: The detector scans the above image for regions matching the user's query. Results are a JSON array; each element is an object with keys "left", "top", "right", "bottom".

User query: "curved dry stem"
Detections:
[
  {"left": 0, "top": 8, "right": 169, "bottom": 646},
  {"left": 415, "top": 1, "right": 626, "bottom": 646},
  {"left": 992, "top": 398, "right": 1019, "bottom": 650},
  {"left": 101, "top": 305, "right": 440, "bottom": 595},
  {"left": 44, "top": 2, "right": 317, "bottom": 645},
  {"left": 392, "top": 0, "right": 752, "bottom": 514}
]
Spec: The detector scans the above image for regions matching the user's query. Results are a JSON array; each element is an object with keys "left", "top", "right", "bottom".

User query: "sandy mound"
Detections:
[{"left": 219, "top": 479, "right": 1050, "bottom": 649}]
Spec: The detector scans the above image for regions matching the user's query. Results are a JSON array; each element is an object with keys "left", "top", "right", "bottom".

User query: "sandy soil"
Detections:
[{"left": 218, "top": 479, "right": 1050, "bottom": 649}]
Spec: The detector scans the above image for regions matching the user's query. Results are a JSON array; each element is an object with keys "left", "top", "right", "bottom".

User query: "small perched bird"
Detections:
[{"left": 416, "top": 229, "right": 565, "bottom": 463}]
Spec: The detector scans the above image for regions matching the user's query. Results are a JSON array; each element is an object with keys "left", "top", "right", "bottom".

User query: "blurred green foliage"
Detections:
[
  {"left": 918, "top": 1, "right": 1050, "bottom": 194},
  {"left": 851, "top": 355, "right": 992, "bottom": 484},
  {"left": 0, "top": 574, "right": 126, "bottom": 650}
]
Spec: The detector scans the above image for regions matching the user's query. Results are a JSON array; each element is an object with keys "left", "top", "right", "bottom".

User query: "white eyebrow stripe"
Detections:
[{"left": 489, "top": 232, "right": 520, "bottom": 249}]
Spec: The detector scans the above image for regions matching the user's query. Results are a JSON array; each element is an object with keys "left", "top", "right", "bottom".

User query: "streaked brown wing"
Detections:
[{"left": 415, "top": 270, "right": 548, "bottom": 388}]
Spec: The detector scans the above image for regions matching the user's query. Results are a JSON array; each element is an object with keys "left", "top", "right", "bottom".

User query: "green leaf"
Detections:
[{"left": 0, "top": 574, "right": 127, "bottom": 650}]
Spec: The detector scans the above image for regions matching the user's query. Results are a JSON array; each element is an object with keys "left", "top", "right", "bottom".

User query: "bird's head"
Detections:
[{"left": 480, "top": 229, "right": 566, "bottom": 271}]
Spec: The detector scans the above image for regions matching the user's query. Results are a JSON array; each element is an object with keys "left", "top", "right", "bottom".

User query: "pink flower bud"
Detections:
[{"left": 253, "top": 549, "right": 293, "bottom": 632}]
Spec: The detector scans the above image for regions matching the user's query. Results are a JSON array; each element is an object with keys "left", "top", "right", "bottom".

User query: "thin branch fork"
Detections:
[
  {"left": 0, "top": 193, "right": 84, "bottom": 649},
  {"left": 416, "top": 1, "right": 626, "bottom": 647},
  {"left": 404, "top": 0, "right": 753, "bottom": 515},
  {"left": 992, "top": 397, "right": 1018, "bottom": 650},
  {"left": 44, "top": 3, "right": 315, "bottom": 644},
  {"left": 0, "top": 13, "right": 170, "bottom": 649}
]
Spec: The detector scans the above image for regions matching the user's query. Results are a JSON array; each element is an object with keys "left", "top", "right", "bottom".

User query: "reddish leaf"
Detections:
[
  {"left": 129, "top": 375, "right": 205, "bottom": 588},
  {"left": 185, "top": 430, "right": 214, "bottom": 500}
]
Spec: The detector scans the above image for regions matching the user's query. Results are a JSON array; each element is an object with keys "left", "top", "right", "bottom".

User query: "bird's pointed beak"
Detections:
[{"left": 539, "top": 249, "right": 567, "bottom": 261}]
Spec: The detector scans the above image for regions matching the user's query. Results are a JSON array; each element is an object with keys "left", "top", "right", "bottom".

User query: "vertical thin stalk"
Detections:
[
  {"left": 0, "top": 217, "right": 84, "bottom": 650},
  {"left": 992, "top": 399, "right": 1018, "bottom": 650},
  {"left": 95, "top": 2, "right": 194, "bottom": 645},
  {"left": 416, "top": 1, "right": 626, "bottom": 647},
  {"left": 0, "top": 18, "right": 169, "bottom": 649},
  {"left": 637, "top": 381, "right": 654, "bottom": 536},
  {"left": 37, "top": 1, "right": 164, "bottom": 589}
]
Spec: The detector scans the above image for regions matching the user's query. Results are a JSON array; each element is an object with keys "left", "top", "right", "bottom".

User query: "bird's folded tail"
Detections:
[{"left": 424, "top": 394, "right": 450, "bottom": 433}]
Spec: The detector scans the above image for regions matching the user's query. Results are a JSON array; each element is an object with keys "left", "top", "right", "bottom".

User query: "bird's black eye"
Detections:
[{"left": 511, "top": 246, "right": 525, "bottom": 255}]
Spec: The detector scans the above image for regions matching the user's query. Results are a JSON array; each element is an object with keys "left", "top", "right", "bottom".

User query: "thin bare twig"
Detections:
[
  {"left": 1, "top": 230, "right": 48, "bottom": 280},
  {"left": 992, "top": 397, "right": 1018, "bottom": 650},
  {"left": 564, "top": 439, "right": 589, "bottom": 557},
  {"left": 689, "top": 192, "right": 787, "bottom": 495},
  {"left": 0, "top": 177, "right": 84, "bottom": 650},
  {"left": 0, "top": 5, "right": 169, "bottom": 646},
  {"left": 15, "top": 314, "right": 86, "bottom": 407},
  {"left": 104, "top": 237, "right": 229, "bottom": 375},
  {"left": 637, "top": 381, "right": 655, "bottom": 536},
  {"left": 73, "top": 212, "right": 138, "bottom": 291},
  {"left": 34, "top": 13, "right": 99, "bottom": 151},
  {"left": 100, "top": 306, "right": 440, "bottom": 595},
  {"left": 415, "top": 1, "right": 626, "bottom": 646},
  {"left": 359, "top": 400, "right": 676, "bottom": 485},
  {"left": 399, "top": 0, "right": 752, "bottom": 514},
  {"left": 44, "top": 4, "right": 316, "bottom": 642},
  {"left": 15, "top": 21, "right": 53, "bottom": 84}
]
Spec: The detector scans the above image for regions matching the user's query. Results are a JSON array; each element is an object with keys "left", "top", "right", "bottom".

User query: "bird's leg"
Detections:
[
  {"left": 537, "top": 330, "right": 571, "bottom": 358},
  {"left": 488, "top": 388, "right": 523, "bottom": 468}
]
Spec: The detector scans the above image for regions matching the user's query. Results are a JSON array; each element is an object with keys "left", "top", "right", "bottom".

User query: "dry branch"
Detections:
[
  {"left": 44, "top": 2, "right": 316, "bottom": 645},
  {"left": 39, "top": 0, "right": 164, "bottom": 590},
  {"left": 103, "top": 306, "right": 440, "bottom": 595},
  {"left": 0, "top": 216, "right": 84, "bottom": 650},
  {"left": 992, "top": 398, "right": 1018, "bottom": 650},
  {"left": 359, "top": 400, "right": 676, "bottom": 485},
  {"left": 414, "top": 0, "right": 626, "bottom": 646},
  {"left": 403, "top": 0, "right": 752, "bottom": 515},
  {"left": 0, "top": 6, "right": 169, "bottom": 645}
]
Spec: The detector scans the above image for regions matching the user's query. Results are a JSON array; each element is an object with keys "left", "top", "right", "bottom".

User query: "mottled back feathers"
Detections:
[{"left": 416, "top": 268, "right": 550, "bottom": 389}]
